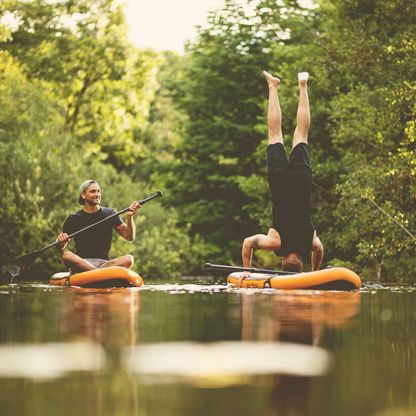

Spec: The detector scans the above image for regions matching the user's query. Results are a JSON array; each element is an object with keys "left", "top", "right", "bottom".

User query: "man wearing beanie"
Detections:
[{"left": 56, "top": 180, "right": 140, "bottom": 273}]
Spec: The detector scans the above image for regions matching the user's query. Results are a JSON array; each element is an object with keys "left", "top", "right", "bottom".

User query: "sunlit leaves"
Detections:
[
  {"left": 320, "top": 0, "right": 416, "bottom": 278},
  {"left": 1, "top": 0, "right": 159, "bottom": 167}
]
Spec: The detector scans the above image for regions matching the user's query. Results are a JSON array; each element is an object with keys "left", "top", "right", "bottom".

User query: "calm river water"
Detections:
[{"left": 0, "top": 279, "right": 415, "bottom": 416}]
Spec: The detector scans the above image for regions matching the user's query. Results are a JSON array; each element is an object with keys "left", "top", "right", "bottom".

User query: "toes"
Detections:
[{"left": 263, "top": 70, "right": 280, "bottom": 85}]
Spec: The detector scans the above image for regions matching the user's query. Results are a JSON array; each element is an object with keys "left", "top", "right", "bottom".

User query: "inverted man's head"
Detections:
[{"left": 282, "top": 253, "right": 303, "bottom": 273}]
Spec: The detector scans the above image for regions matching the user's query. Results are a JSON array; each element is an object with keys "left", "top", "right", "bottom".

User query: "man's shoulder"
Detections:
[
  {"left": 100, "top": 207, "right": 117, "bottom": 216},
  {"left": 62, "top": 210, "right": 84, "bottom": 232},
  {"left": 100, "top": 206, "right": 123, "bottom": 228},
  {"left": 65, "top": 210, "right": 84, "bottom": 221}
]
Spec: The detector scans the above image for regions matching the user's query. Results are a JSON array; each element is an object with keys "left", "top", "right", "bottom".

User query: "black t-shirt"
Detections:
[{"left": 62, "top": 207, "right": 123, "bottom": 259}]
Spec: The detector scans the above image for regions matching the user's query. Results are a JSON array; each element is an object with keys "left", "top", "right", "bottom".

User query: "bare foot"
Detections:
[
  {"left": 263, "top": 70, "right": 280, "bottom": 88},
  {"left": 298, "top": 72, "right": 309, "bottom": 87}
]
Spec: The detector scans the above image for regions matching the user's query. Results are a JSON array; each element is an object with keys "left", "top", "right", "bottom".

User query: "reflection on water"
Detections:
[
  {"left": 0, "top": 282, "right": 415, "bottom": 416},
  {"left": 240, "top": 290, "right": 361, "bottom": 342},
  {"left": 57, "top": 288, "right": 141, "bottom": 347},
  {"left": 236, "top": 290, "right": 361, "bottom": 415}
]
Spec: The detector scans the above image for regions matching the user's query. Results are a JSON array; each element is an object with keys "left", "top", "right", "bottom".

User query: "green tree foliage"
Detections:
[
  {"left": 130, "top": 51, "right": 188, "bottom": 182},
  {"left": 317, "top": 0, "right": 416, "bottom": 279},
  {"left": 127, "top": 51, "right": 208, "bottom": 276},
  {"left": 0, "top": 53, "right": 83, "bottom": 271},
  {"left": 1, "top": 0, "right": 158, "bottom": 167}
]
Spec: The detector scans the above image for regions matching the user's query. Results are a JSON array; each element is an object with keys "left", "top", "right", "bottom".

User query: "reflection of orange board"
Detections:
[
  {"left": 227, "top": 267, "right": 361, "bottom": 291},
  {"left": 49, "top": 266, "right": 143, "bottom": 288}
]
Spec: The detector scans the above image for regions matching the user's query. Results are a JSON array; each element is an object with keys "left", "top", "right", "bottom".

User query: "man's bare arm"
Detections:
[
  {"left": 116, "top": 216, "right": 136, "bottom": 242},
  {"left": 116, "top": 202, "right": 140, "bottom": 241},
  {"left": 56, "top": 232, "right": 70, "bottom": 251},
  {"left": 242, "top": 232, "right": 281, "bottom": 268},
  {"left": 242, "top": 236, "right": 259, "bottom": 268}
]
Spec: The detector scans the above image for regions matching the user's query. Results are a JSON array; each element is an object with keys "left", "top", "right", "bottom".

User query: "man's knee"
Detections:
[
  {"left": 292, "top": 136, "right": 308, "bottom": 149},
  {"left": 62, "top": 251, "right": 72, "bottom": 261}
]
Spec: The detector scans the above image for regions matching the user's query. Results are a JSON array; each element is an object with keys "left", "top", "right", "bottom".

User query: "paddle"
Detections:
[
  {"left": 204, "top": 263, "right": 297, "bottom": 276},
  {"left": 8, "top": 190, "right": 163, "bottom": 277}
]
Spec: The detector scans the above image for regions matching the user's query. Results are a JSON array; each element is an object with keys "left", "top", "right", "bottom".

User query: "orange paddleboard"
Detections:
[
  {"left": 227, "top": 267, "right": 361, "bottom": 291},
  {"left": 49, "top": 266, "right": 143, "bottom": 288}
]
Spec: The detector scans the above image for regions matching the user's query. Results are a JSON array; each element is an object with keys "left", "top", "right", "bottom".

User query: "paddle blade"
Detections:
[{"left": 7, "top": 250, "right": 43, "bottom": 277}]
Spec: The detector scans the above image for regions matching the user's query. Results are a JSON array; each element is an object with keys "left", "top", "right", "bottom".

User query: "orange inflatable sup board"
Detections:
[
  {"left": 49, "top": 266, "right": 143, "bottom": 288},
  {"left": 227, "top": 267, "right": 361, "bottom": 291}
]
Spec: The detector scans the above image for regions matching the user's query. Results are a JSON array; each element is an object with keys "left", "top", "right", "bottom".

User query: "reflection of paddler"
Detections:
[
  {"left": 58, "top": 289, "right": 141, "bottom": 348},
  {"left": 241, "top": 291, "right": 360, "bottom": 344},
  {"left": 240, "top": 291, "right": 360, "bottom": 416},
  {"left": 56, "top": 288, "right": 141, "bottom": 415}
]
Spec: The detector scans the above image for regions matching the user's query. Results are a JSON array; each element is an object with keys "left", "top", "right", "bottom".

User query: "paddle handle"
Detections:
[
  {"left": 65, "top": 190, "right": 163, "bottom": 240},
  {"left": 204, "top": 263, "right": 296, "bottom": 275}
]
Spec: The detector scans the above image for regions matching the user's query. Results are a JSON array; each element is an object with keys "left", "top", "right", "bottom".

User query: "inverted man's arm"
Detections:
[{"left": 242, "top": 233, "right": 281, "bottom": 268}]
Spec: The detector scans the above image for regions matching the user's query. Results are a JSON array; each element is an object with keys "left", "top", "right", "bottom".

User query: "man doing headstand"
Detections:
[{"left": 242, "top": 71, "right": 324, "bottom": 273}]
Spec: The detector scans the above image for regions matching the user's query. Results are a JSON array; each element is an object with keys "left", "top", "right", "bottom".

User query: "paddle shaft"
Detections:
[{"left": 204, "top": 263, "right": 297, "bottom": 275}]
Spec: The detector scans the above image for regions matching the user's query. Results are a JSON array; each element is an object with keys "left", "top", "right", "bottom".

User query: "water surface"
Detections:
[{"left": 0, "top": 280, "right": 415, "bottom": 416}]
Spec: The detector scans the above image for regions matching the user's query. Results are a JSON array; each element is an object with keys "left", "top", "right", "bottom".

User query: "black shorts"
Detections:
[
  {"left": 266, "top": 142, "right": 315, "bottom": 257},
  {"left": 71, "top": 258, "right": 110, "bottom": 273},
  {"left": 266, "top": 142, "right": 312, "bottom": 177}
]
